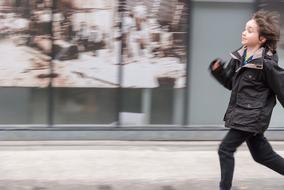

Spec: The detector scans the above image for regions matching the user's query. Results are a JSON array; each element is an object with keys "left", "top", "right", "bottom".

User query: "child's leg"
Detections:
[
  {"left": 246, "top": 134, "right": 284, "bottom": 175},
  {"left": 218, "top": 129, "right": 251, "bottom": 190}
]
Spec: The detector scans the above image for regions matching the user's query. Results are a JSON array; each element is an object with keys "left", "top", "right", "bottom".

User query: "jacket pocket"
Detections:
[
  {"left": 242, "top": 69, "right": 261, "bottom": 82},
  {"left": 232, "top": 98, "right": 263, "bottom": 126}
]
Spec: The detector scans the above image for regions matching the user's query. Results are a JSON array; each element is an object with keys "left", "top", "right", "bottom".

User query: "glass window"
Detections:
[
  {"left": 51, "top": 0, "right": 120, "bottom": 126},
  {"left": 118, "top": 0, "right": 188, "bottom": 126},
  {"left": 53, "top": 88, "right": 118, "bottom": 125},
  {"left": 0, "top": 88, "right": 48, "bottom": 125},
  {"left": 150, "top": 88, "right": 184, "bottom": 125},
  {"left": 120, "top": 88, "right": 185, "bottom": 126},
  {"left": 119, "top": 88, "right": 143, "bottom": 125},
  {"left": 0, "top": 1, "right": 50, "bottom": 126}
]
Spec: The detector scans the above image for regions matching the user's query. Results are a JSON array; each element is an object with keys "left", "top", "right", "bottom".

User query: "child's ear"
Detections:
[{"left": 260, "top": 36, "right": 267, "bottom": 44}]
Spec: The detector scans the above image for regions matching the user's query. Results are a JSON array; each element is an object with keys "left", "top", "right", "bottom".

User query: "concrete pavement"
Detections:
[{"left": 0, "top": 141, "right": 283, "bottom": 190}]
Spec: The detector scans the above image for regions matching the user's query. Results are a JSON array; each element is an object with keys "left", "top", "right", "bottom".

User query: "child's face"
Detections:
[{"left": 241, "top": 19, "right": 265, "bottom": 49}]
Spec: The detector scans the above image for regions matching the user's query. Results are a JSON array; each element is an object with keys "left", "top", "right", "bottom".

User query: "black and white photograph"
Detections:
[
  {"left": 0, "top": 0, "right": 188, "bottom": 88},
  {"left": 0, "top": 0, "right": 52, "bottom": 87},
  {"left": 51, "top": 0, "right": 121, "bottom": 87},
  {"left": 121, "top": 0, "right": 188, "bottom": 88}
]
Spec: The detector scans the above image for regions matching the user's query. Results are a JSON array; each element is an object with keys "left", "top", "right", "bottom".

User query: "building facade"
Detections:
[{"left": 0, "top": 0, "right": 284, "bottom": 140}]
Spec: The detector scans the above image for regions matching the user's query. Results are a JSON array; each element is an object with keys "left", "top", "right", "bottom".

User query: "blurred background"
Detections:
[{"left": 0, "top": 0, "right": 283, "bottom": 140}]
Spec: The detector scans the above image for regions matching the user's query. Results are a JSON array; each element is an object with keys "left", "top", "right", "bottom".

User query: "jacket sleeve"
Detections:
[
  {"left": 209, "top": 58, "right": 235, "bottom": 90},
  {"left": 264, "top": 61, "right": 284, "bottom": 107}
]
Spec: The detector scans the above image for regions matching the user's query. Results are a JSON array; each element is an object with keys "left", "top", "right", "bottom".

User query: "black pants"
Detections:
[{"left": 218, "top": 128, "right": 284, "bottom": 190}]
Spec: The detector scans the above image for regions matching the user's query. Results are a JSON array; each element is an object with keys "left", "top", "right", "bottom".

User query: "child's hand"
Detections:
[
  {"left": 210, "top": 58, "right": 222, "bottom": 71},
  {"left": 212, "top": 62, "right": 220, "bottom": 71}
]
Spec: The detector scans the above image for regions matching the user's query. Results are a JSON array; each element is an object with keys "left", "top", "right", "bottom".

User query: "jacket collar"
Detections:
[{"left": 230, "top": 46, "right": 276, "bottom": 71}]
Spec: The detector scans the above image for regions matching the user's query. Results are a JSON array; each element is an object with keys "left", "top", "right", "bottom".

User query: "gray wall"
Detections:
[
  {"left": 188, "top": 1, "right": 254, "bottom": 125},
  {"left": 188, "top": 1, "right": 284, "bottom": 128}
]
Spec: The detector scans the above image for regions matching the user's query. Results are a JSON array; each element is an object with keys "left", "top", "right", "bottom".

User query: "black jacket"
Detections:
[{"left": 210, "top": 46, "right": 284, "bottom": 134}]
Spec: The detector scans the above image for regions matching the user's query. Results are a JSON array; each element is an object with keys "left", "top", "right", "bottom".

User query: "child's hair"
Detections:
[{"left": 253, "top": 10, "right": 280, "bottom": 51}]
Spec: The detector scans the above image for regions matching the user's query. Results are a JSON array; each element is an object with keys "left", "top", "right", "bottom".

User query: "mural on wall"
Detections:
[
  {"left": 121, "top": 0, "right": 188, "bottom": 88},
  {"left": 0, "top": 0, "right": 52, "bottom": 87},
  {"left": 0, "top": 0, "right": 188, "bottom": 88},
  {"left": 51, "top": 0, "right": 121, "bottom": 87}
]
